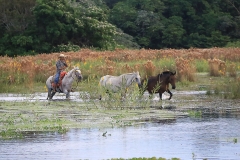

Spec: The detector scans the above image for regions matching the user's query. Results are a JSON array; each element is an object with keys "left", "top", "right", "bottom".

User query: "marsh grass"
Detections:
[
  {"left": 112, "top": 157, "right": 180, "bottom": 160},
  {"left": 97, "top": 81, "right": 148, "bottom": 109},
  {"left": 222, "top": 77, "right": 240, "bottom": 99},
  {"left": 203, "top": 75, "right": 240, "bottom": 99},
  {"left": 0, "top": 100, "right": 177, "bottom": 139},
  {"left": 187, "top": 110, "right": 202, "bottom": 118},
  {"left": 227, "top": 62, "right": 237, "bottom": 77},
  {"left": 175, "top": 57, "right": 196, "bottom": 82},
  {"left": 1, "top": 48, "right": 240, "bottom": 94},
  {"left": 0, "top": 110, "right": 69, "bottom": 139},
  {"left": 195, "top": 59, "right": 209, "bottom": 72},
  {"left": 208, "top": 58, "right": 226, "bottom": 76},
  {"left": 233, "top": 138, "right": 238, "bottom": 143}
]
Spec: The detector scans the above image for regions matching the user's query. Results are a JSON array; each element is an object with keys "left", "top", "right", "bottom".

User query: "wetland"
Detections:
[
  {"left": 1, "top": 87, "right": 240, "bottom": 159},
  {"left": 1, "top": 48, "right": 240, "bottom": 159}
]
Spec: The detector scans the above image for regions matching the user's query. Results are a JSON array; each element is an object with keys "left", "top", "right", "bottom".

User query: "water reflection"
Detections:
[{"left": 0, "top": 117, "right": 240, "bottom": 160}]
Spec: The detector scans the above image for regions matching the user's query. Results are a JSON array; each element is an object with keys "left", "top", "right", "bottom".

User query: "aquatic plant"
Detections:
[
  {"left": 187, "top": 110, "right": 202, "bottom": 118},
  {"left": 111, "top": 157, "right": 180, "bottom": 160},
  {"left": 233, "top": 138, "right": 238, "bottom": 143}
]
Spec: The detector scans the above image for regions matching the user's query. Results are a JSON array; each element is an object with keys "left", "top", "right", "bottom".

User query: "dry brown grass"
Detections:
[
  {"left": 1, "top": 48, "right": 240, "bottom": 87},
  {"left": 227, "top": 63, "right": 237, "bottom": 77},
  {"left": 208, "top": 58, "right": 226, "bottom": 76},
  {"left": 143, "top": 60, "right": 156, "bottom": 77},
  {"left": 175, "top": 57, "right": 196, "bottom": 81}
]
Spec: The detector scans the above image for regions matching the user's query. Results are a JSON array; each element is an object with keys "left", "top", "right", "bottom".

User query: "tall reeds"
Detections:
[
  {"left": 143, "top": 60, "right": 155, "bottom": 77},
  {"left": 208, "top": 58, "right": 226, "bottom": 76},
  {"left": 175, "top": 57, "right": 196, "bottom": 81},
  {"left": 1, "top": 48, "right": 240, "bottom": 93},
  {"left": 227, "top": 62, "right": 237, "bottom": 77}
]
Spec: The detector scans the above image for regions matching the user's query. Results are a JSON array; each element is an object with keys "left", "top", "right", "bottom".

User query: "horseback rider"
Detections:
[{"left": 52, "top": 54, "right": 68, "bottom": 92}]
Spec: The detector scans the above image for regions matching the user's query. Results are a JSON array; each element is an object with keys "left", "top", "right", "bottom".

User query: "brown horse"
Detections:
[{"left": 141, "top": 71, "right": 176, "bottom": 100}]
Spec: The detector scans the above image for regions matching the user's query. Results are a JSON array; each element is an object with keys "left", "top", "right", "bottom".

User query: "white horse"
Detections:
[
  {"left": 99, "top": 71, "right": 141, "bottom": 100},
  {"left": 46, "top": 67, "right": 83, "bottom": 100}
]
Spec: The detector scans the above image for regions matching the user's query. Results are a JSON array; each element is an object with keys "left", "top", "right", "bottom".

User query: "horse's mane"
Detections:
[
  {"left": 120, "top": 72, "right": 139, "bottom": 76},
  {"left": 161, "top": 71, "right": 172, "bottom": 75},
  {"left": 65, "top": 67, "right": 79, "bottom": 77},
  {"left": 126, "top": 71, "right": 138, "bottom": 75}
]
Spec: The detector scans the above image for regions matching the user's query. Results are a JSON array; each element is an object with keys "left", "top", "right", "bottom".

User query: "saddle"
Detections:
[{"left": 51, "top": 71, "right": 67, "bottom": 88}]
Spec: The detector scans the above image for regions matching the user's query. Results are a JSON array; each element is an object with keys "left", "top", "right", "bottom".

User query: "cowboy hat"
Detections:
[{"left": 59, "top": 54, "right": 66, "bottom": 58}]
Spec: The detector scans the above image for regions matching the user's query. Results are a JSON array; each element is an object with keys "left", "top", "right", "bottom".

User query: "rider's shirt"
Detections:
[{"left": 56, "top": 60, "right": 67, "bottom": 73}]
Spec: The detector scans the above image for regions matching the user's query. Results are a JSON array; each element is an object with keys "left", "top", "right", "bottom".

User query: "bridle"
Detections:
[
  {"left": 71, "top": 69, "right": 82, "bottom": 90},
  {"left": 70, "top": 69, "right": 80, "bottom": 80}
]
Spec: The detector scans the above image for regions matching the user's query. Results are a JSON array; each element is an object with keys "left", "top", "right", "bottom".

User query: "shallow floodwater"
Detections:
[
  {"left": 0, "top": 90, "right": 206, "bottom": 102},
  {"left": 1, "top": 116, "right": 240, "bottom": 160}
]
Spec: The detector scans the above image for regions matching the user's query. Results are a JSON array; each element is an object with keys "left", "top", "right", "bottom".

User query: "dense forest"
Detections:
[{"left": 0, "top": 0, "right": 240, "bottom": 56}]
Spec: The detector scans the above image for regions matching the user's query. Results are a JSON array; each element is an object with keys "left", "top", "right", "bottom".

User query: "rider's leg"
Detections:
[{"left": 53, "top": 72, "right": 60, "bottom": 92}]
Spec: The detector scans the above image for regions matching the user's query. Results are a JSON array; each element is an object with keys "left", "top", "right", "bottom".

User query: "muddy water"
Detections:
[{"left": 0, "top": 116, "right": 240, "bottom": 160}]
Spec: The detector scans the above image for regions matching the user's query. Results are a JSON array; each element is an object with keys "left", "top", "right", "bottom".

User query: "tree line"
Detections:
[{"left": 0, "top": 0, "right": 239, "bottom": 56}]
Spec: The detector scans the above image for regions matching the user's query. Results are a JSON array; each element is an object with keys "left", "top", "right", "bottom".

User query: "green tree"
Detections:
[
  {"left": 0, "top": 0, "right": 36, "bottom": 56},
  {"left": 161, "top": 16, "right": 185, "bottom": 48},
  {"left": 110, "top": 0, "right": 165, "bottom": 48},
  {"left": 31, "top": 0, "right": 83, "bottom": 52},
  {"left": 0, "top": 0, "right": 35, "bottom": 33},
  {"left": 162, "top": 0, "right": 230, "bottom": 48}
]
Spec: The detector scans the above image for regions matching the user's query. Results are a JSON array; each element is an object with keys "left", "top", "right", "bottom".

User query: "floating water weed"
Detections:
[
  {"left": 112, "top": 157, "right": 180, "bottom": 160},
  {"left": 188, "top": 110, "right": 202, "bottom": 118},
  {"left": 233, "top": 138, "right": 237, "bottom": 143}
]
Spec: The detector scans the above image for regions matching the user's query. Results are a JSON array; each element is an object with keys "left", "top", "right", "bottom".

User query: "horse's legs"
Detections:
[
  {"left": 47, "top": 88, "right": 51, "bottom": 100},
  {"left": 66, "top": 92, "right": 70, "bottom": 99},
  {"left": 167, "top": 89, "right": 173, "bottom": 100},
  {"left": 158, "top": 93, "right": 162, "bottom": 100},
  {"left": 50, "top": 91, "right": 56, "bottom": 100}
]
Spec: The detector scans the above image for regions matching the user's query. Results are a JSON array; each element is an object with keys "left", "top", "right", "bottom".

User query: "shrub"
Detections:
[
  {"left": 208, "top": 58, "right": 226, "bottom": 76},
  {"left": 175, "top": 57, "right": 196, "bottom": 82},
  {"left": 227, "top": 63, "right": 237, "bottom": 77}
]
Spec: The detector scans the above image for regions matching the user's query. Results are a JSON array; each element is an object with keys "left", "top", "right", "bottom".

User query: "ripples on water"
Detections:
[{"left": 1, "top": 116, "right": 240, "bottom": 160}]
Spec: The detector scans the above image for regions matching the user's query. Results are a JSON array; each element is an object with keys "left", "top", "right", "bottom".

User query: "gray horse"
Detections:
[
  {"left": 99, "top": 71, "right": 141, "bottom": 100},
  {"left": 46, "top": 67, "right": 83, "bottom": 100}
]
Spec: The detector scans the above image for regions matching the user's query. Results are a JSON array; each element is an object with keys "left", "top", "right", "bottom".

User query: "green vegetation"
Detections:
[
  {"left": 1, "top": 70, "right": 240, "bottom": 139},
  {"left": 187, "top": 110, "right": 202, "bottom": 118},
  {"left": 112, "top": 157, "right": 180, "bottom": 160},
  {"left": 0, "top": 98, "right": 178, "bottom": 139},
  {"left": 233, "top": 138, "right": 238, "bottom": 143},
  {"left": 1, "top": 0, "right": 240, "bottom": 56}
]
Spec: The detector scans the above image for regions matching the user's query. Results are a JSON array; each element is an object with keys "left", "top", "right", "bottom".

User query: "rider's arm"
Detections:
[
  {"left": 56, "top": 60, "right": 66, "bottom": 71},
  {"left": 63, "top": 62, "right": 68, "bottom": 67}
]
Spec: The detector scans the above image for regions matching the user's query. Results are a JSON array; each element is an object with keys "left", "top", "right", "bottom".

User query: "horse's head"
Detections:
[
  {"left": 161, "top": 71, "right": 176, "bottom": 89},
  {"left": 133, "top": 71, "right": 141, "bottom": 88},
  {"left": 169, "top": 71, "right": 176, "bottom": 89},
  {"left": 74, "top": 67, "right": 83, "bottom": 82}
]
